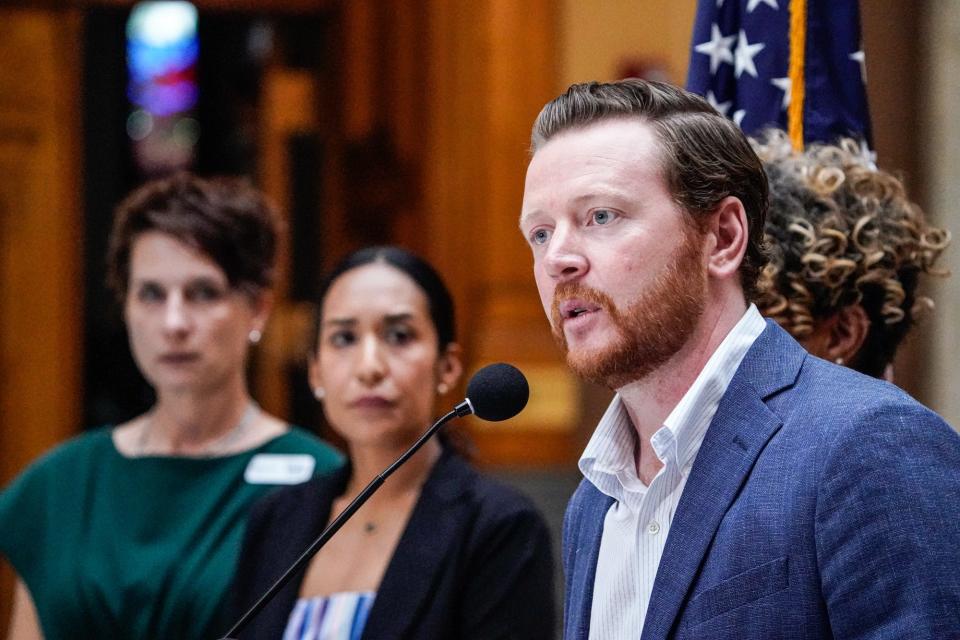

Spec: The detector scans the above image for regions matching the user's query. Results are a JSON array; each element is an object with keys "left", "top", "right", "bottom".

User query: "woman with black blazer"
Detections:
[{"left": 229, "top": 246, "right": 555, "bottom": 639}]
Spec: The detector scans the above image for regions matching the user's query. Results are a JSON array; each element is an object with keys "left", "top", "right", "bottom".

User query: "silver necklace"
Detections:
[{"left": 138, "top": 401, "right": 260, "bottom": 457}]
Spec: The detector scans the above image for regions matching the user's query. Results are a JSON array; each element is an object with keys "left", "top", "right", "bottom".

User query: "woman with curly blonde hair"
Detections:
[{"left": 753, "top": 130, "right": 950, "bottom": 379}]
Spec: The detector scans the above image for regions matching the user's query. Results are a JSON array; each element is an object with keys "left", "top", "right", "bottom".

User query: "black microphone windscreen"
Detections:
[{"left": 465, "top": 363, "right": 529, "bottom": 422}]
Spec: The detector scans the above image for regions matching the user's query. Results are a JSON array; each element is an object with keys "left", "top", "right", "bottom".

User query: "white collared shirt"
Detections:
[{"left": 582, "top": 305, "right": 766, "bottom": 640}]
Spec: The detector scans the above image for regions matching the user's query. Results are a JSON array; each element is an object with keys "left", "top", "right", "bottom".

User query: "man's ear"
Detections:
[
  {"left": 823, "top": 304, "right": 870, "bottom": 366},
  {"left": 705, "top": 196, "right": 749, "bottom": 281}
]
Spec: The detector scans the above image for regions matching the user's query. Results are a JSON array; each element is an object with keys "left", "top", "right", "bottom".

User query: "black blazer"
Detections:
[{"left": 228, "top": 450, "right": 556, "bottom": 639}]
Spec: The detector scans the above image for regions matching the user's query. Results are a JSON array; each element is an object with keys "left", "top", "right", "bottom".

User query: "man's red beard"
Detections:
[{"left": 550, "top": 224, "right": 707, "bottom": 389}]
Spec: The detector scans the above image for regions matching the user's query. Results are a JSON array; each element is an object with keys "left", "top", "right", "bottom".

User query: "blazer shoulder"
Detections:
[
  {"left": 766, "top": 357, "right": 959, "bottom": 510},
  {"left": 246, "top": 466, "right": 345, "bottom": 537},
  {"left": 787, "top": 356, "right": 953, "bottom": 435},
  {"left": 438, "top": 454, "right": 547, "bottom": 527}
]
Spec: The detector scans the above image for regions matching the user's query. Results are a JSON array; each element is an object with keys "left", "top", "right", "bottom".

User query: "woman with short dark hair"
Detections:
[{"left": 0, "top": 172, "right": 342, "bottom": 640}]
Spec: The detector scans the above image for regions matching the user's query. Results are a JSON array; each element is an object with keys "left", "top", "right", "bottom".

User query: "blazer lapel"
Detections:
[
  {"left": 245, "top": 467, "right": 348, "bottom": 637},
  {"left": 361, "top": 452, "right": 469, "bottom": 640},
  {"left": 640, "top": 321, "right": 805, "bottom": 640},
  {"left": 564, "top": 482, "right": 614, "bottom": 640}
]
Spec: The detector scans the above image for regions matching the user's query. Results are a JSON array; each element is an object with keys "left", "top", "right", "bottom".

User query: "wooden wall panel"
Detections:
[
  {"left": 419, "top": 1, "right": 579, "bottom": 465},
  {"left": 860, "top": 1, "right": 928, "bottom": 403},
  {"left": 925, "top": 1, "right": 960, "bottom": 427},
  {"left": 0, "top": 7, "right": 84, "bottom": 633},
  {"left": 559, "top": 0, "right": 697, "bottom": 87},
  {"left": 0, "top": 8, "right": 83, "bottom": 503},
  {"left": 255, "top": 67, "right": 320, "bottom": 417},
  {"left": 341, "top": 0, "right": 376, "bottom": 140}
]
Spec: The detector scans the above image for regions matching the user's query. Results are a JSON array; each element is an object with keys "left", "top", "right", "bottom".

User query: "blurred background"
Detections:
[{"left": 0, "top": 0, "right": 957, "bottom": 631}]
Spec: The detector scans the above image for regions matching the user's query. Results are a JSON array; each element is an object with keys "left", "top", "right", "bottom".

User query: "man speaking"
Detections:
[{"left": 518, "top": 79, "right": 960, "bottom": 639}]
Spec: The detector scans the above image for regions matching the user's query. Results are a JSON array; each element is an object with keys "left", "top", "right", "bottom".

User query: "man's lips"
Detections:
[{"left": 558, "top": 299, "right": 603, "bottom": 321}]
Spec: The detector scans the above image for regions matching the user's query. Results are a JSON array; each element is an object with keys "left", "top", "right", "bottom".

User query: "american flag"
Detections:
[{"left": 686, "top": 0, "right": 872, "bottom": 149}]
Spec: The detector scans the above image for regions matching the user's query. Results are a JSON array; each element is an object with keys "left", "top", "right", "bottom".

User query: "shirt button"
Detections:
[{"left": 647, "top": 521, "right": 661, "bottom": 535}]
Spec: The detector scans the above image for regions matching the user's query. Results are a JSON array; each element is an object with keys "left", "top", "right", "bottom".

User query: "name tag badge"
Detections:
[{"left": 244, "top": 454, "right": 316, "bottom": 485}]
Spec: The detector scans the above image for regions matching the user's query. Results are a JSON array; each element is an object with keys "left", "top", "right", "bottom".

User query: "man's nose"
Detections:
[
  {"left": 356, "top": 335, "right": 387, "bottom": 385},
  {"left": 543, "top": 227, "right": 588, "bottom": 282}
]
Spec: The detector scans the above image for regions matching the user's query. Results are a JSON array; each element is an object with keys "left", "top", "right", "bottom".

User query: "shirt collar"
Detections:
[
  {"left": 579, "top": 304, "right": 766, "bottom": 500},
  {"left": 579, "top": 395, "right": 647, "bottom": 502},
  {"left": 662, "top": 304, "right": 766, "bottom": 472}
]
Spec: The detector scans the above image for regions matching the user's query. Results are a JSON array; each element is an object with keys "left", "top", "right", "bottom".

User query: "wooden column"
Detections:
[
  {"left": 0, "top": 7, "right": 84, "bottom": 632},
  {"left": 255, "top": 64, "right": 320, "bottom": 417},
  {"left": 422, "top": 0, "right": 579, "bottom": 465},
  {"left": 923, "top": 0, "right": 960, "bottom": 427}
]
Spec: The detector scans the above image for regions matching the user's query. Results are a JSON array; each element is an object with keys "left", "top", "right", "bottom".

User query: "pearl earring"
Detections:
[
  {"left": 249, "top": 329, "right": 262, "bottom": 344},
  {"left": 834, "top": 357, "right": 845, "bottom": 365},
  {"left": 437, "top": 383, "right": 448, "bottom": 395},
  {"left": 313, "top": 387, "right": 325, "bottom": 400}
]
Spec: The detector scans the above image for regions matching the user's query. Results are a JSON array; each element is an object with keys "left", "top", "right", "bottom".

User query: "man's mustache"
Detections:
[{"left": 550, "top": 282, "right": 617, "bottom": 329}]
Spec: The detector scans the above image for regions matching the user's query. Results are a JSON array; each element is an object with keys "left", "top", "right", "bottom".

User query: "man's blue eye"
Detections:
[
  {"left": 592, "top": 210, "right": 614, "bottom": 225},
  {"left": 532, "top": 229, "right": 550, "bottom": 245}
]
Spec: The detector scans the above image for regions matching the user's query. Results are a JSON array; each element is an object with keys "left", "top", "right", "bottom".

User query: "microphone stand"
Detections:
[{"left": 219, "top": 399, "right": 474, "bottom": 639}]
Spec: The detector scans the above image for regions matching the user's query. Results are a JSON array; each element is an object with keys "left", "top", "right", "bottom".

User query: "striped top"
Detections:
[
  {"left": 581, "top": 305, "right": 766, "bottom": 640},
  {"left": 283, "top": 591, "right": 376, "bottom": 640}
]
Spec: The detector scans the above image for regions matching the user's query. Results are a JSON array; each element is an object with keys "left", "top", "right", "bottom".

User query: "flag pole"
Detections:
[{"left": 787, "top": 0, "right": 807, "bottom": 150}]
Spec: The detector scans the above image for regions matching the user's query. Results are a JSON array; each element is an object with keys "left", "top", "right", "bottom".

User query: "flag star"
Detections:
[
  {"left": 694, "top": 24, "right": 736, "bottom": 74},
  {"left": 734, "top": 30, "right": 765, "bottom": 78},
  {"left": 771, "top": 77, "right": 792, "bottom": 109},
  {"left": 733, "top": 109, "right": 747, "bottom": 127},
  {"left": 747, "top": 0, "right": 779, "bottom": 11},
  {"left": 849, "top": 50, "right": 867, "bottom": 83},
  {"left": 706, "top": 91, "right": 732, "bottom": 117},
  {"left": 717, "top": 0, "right": 725, "bottom": 6}
]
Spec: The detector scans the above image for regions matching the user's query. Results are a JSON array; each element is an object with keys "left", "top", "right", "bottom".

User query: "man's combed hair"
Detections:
[
  {"left": 531, "top": 79, "right": 770, "bottom": 299},
  {"left": 754, "top": 129, "right": 951, "bottom": 377}
]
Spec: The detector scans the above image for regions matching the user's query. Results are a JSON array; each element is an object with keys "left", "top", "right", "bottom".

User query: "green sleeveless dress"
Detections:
[{"left": 0, "top": 426, "right": 342, "bottom": 640}]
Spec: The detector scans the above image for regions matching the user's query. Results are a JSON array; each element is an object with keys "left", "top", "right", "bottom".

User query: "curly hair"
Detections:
[{"left": 753, "top": 129, "right": 951, "bottom": 377}]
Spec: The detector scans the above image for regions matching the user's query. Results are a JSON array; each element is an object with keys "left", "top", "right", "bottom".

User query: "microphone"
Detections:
[
  {"left": 461, "top": 362, "right": 529, "bottom": 421},
  {"left": 220, "top": 363, "right": 528, "bottom": 639}
]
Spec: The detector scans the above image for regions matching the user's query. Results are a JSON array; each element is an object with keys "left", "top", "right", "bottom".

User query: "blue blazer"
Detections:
[{"left": 563, "top": 321, "right": 960, "bottom": 639}]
